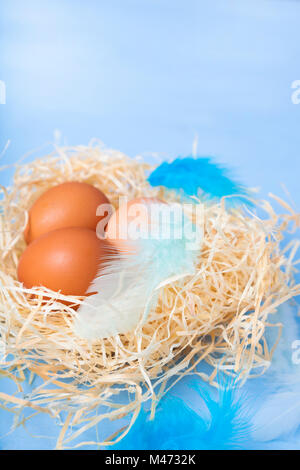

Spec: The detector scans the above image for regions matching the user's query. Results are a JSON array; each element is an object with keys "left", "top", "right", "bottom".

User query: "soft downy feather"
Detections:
[
  {"left": 111, "top": 376, "right": 253, "bottom": 450},
  {"left": 111, "top": 302, "right": 300, "bottom": 450},
  {"left": 248, "top": 302, "right": 300, "bottom": 448},
  {"left": 148, "top": 156, "right": 250, "bottom": 205},
  {"left": 74, "top": 203, "right": 200, "bottom": 340}
]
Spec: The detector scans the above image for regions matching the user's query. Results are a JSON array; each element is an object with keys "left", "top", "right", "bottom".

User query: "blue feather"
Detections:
[
  {"left": 148, "top": 156, "right": 249, "bottom": 204},
  {"left": 111, "top": 304, "right": 300, "bottom": 450},
  {"left": 111, "top": 377, "right": 252, "bottom": 450}
]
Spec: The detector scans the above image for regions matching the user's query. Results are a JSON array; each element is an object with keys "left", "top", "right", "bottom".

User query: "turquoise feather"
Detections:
[
  {"left": 148, "top": 156, "right": 249, "bottom": 204},
  {"left": 111, "top": 377, "right": 252, "bottom": 450}
]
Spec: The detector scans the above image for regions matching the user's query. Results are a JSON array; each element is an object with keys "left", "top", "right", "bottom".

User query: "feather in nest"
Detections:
[
  {"left": 74, "top": 203, "right": 201, "bottom": 340},
  {"left": 148, "top": 156, "right": 250, "bottom": 205}
]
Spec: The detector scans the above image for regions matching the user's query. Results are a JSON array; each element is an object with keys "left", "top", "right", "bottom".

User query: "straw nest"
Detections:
[{"left": 0, "top": 143, "right": 299, "bottom": 449}]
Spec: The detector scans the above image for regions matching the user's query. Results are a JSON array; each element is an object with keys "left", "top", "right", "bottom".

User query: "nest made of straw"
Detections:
[{"left": 0, "top": 143, "right": 299, "bottom": 448}]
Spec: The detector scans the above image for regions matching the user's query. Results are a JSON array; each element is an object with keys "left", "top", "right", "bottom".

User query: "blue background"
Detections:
[{"left": 0, "top": 0, "right": 300, "bottom": 449}]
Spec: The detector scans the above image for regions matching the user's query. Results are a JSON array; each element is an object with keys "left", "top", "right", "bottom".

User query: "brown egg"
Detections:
[
  {"left": 18, "top": 227, "right": 110, "bottom": 297},
  {"left": 24, "top": 182, "right": 111, "bottom": 244},
  {"left": 106, "top": 197, "right": 166, "bottom": 252}
]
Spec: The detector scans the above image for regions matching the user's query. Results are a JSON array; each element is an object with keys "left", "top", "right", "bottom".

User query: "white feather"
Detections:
[
  {"left": 74, "top": 204, "right": 200, "bottom": 340},
  {"left": 250, "top": 303, "right": 300, "bottom": 445}
]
